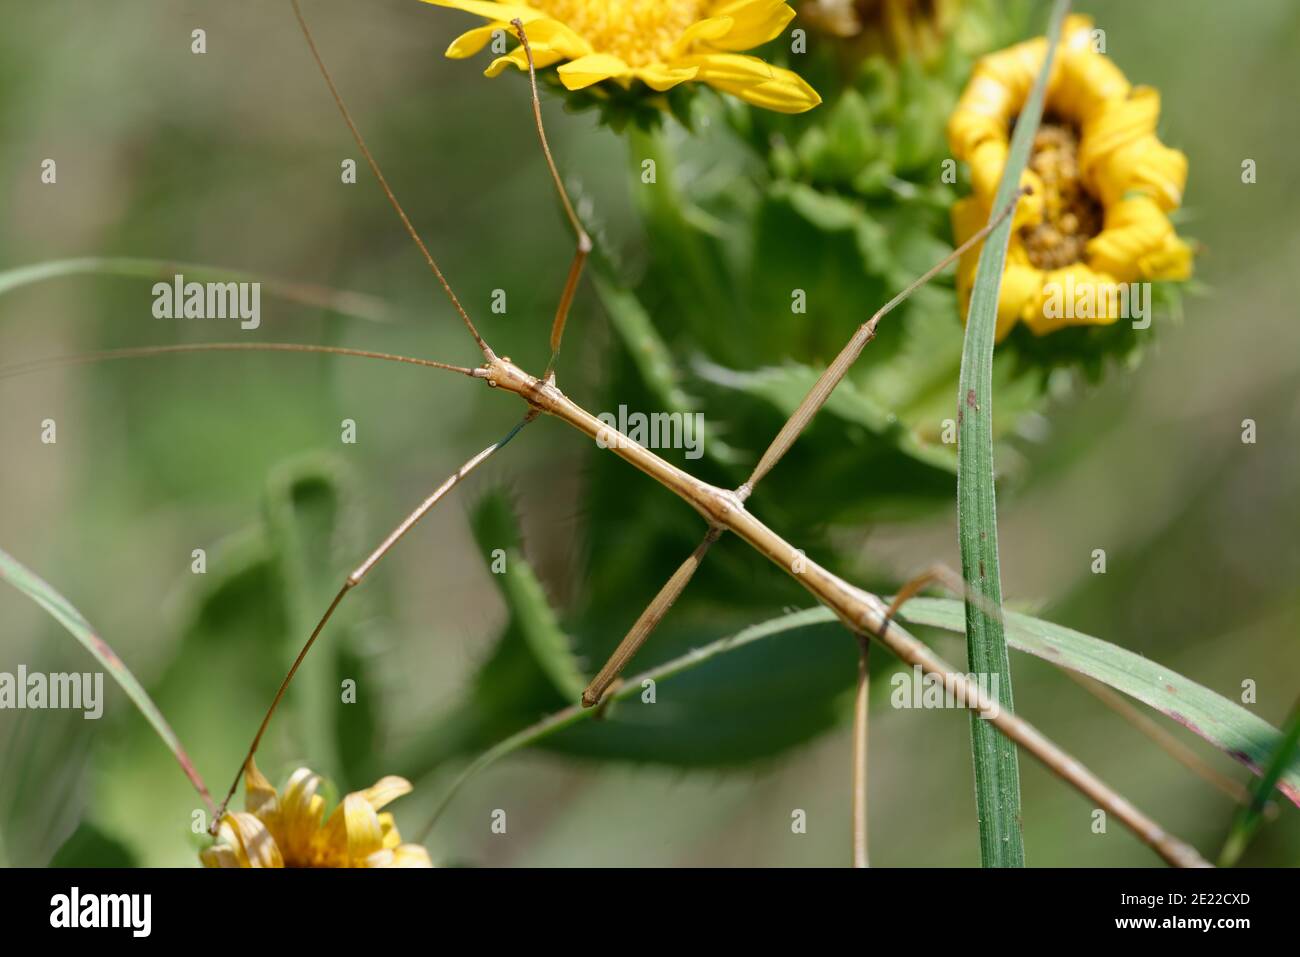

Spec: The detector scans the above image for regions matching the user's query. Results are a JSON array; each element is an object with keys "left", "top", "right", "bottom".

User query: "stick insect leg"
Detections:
[
  {"left": 851, "top": 635, "right": 870, "bottom": 868},
  {"left": 212, "top": 411, "right": 539, "bottom": 826},
  {"left": 511, "top": 19, "right": 592, "bottom": 380},
  {"left": 582, "top": 527, "right": 722, "bottom": 707}
]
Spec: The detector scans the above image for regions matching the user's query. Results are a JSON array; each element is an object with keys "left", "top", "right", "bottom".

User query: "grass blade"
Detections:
[
  {"left": 895, "top": 598, "right": 1300, "bottom": 807},
  {"left": 955, "top": 0, "right": 1071, "bottom": 866},
  {"left": 0, "top": 546, "right": 214, "bottom": 815},
  {"left": 0, "top": 256, "right": 389, "bottom": 323},
  {"left": 1219, "top": 697, "right": 1300, "bottom": 865}
]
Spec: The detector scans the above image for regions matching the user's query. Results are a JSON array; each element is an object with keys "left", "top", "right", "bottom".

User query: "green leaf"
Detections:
[
  {"left": 0, "top": 256, "right": 389, "bottom": 323},
  {"left": 0, "top": 545, "right": 213, "bottom": 812},
  {"left": 471, "top": 493, "right": 588, "bottom": 704},
  {"left": 955, "top": 0, "right": 1071, "bottom": 867},
  {"left": 423, "top": 608, "right": 855, "bottom": 828},
  {"left": 261, "top": 456, "right": 365, "bottom": 786},
  {"left": 1219, "top": 698, "right": 1300, "bottom": 865},
  {"left": 590, "top": 269, "right": 743, "bottom": 466},
  {"left": 50, "top": 820, "right": 138, "bottom": 868}
]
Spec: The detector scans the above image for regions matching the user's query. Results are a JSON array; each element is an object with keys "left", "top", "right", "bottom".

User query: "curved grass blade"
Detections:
[
  {"left": 896, "top": 598, "right": 1300, "bottom": 808},
  {"left": 0, "top": 257, "right": 389, "bottom": 323},
  {"left": 955, "top": 0, "right": 1071, "bottom": 866},
  {"left": 1219, "top": 697, "right": 1300, "bottom": 865},
  {"left": 0, "top": 546, "right": 214, "bottom": 815}
]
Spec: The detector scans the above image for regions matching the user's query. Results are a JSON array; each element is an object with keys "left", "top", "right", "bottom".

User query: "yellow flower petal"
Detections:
[
  {"left": 966, "top": 139, "right": 1044, "bottom": 227},
  {"left": 1087, "top": 195, "right": 1192, "bottom": 283},
  {"left": 279, "top": 767, "right": 326, "bottom": 863},
  {"left": 486, "top": 46, "right": 563, "bottom": 77},
  {"left": 1052, "top": 38, "right": 1130, "bottom": 122},
  {"left": 391, "top": 844, "right": 435, "bottom": 867},
  {"left": 1027, "top": 265, "right": 1125, "bottom": 335},
  {"left": 636, "top": 62, "right": 700, "bottom": 92},
  {"left": 445, "top": 25, "right": 498, "bottom": 59},
  {"left": 360, "top": 775, "right": 414, "bottom": 812},
  {"left": 1096, "top": 137, "right": 1188, "bottom": 212},
  {"left": 557, "top": 53, "right": 633, "bottom": 90},
  {"left": 222, "top": 812, "right": 285, "bottom": 868},
  {"left": 1079, "top": 88, "right": 1187, "bottom": 210},
  {"left": 319, "top": 793, "right": 387, "bottom": 864},
  {"left": 378, "top": 812, "right": 401, "bottom": 849},
  {"left": 681, "top": 53, "right": 821, "bottom": 113},
  {"left": 670, "top": 16, "right": 735, "bottom": 57},
  {"left": 199, "top": 842, "right": 243, "bottom": 869},
  {"left": 363, "top": 844, "right": 435, "bottom": 868},
  {"left": 243, "top": 758, "right": 279, "bottom": 821},
  {"left": 422, "top": 0, "right": 544, "bottom": 24},
  {"left": 710, "top": 0, "right": 797, "bottom": 51}
]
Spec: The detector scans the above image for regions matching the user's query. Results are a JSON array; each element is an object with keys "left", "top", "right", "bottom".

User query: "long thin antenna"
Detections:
[
  {"left": 0, "top": 342, "right": 481, "bottom": 381},
  {"left": 290, "top": 0, "right": 494, "bottom": 361}
]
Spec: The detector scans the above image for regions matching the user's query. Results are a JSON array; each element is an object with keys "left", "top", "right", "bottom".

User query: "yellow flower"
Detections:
[
  {"left": 799, "top": 0, "right": 964, "bottom": 63},
  {"left": 426, "top": 0, "right": 822, "bottom": 114},
  {"left": 200, "top": 760, "right": 432, "bottom": 868},
  {"left": 946, "top": 14, "right": 1192, "bottom": 341}
]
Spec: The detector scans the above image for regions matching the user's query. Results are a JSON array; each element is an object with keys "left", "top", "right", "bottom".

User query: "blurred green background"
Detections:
[{"left": 0, "top": 0, "right": 1296, "bottom": 867}]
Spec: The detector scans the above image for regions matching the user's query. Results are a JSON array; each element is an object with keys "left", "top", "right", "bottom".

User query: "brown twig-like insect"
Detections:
[{"left": 5, "top": 1, "right": 1211, "bottom": 868}]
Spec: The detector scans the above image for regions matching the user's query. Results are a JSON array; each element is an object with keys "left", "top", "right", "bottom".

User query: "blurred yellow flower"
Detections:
[
  {"left": 201, "top": 760, "right": 432, "bottom": 868},
  {"left": 799, "top": 0, "right": 964, "bottom": 62},
  {"left": 947, "top": 14, "right": 1193, "bottom": 341},
  {"left": 426, "top": 0, "right": 822, "bottom": 113}
]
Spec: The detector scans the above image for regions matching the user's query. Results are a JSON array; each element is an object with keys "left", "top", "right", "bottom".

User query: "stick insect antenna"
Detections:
[
  {"left": 0, "top": 342, "right": 483, "bottom": 381},
  {"left": 290, "top": 0, "right": 494, "bottom": 361}
]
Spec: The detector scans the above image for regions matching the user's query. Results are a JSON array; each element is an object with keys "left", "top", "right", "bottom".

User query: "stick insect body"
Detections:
[{"left": 6, "top": 2, "right": 1210, "bottom": 868}]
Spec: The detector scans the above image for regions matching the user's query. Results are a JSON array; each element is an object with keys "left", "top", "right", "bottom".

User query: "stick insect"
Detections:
[{"left": 1, "top": 1, "right": 1213, "bottom": 868}]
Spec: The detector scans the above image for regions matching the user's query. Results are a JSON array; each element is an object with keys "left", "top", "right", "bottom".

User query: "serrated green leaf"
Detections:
[{"left": 468, "top": 490, "right": 586, "bottom": 702}]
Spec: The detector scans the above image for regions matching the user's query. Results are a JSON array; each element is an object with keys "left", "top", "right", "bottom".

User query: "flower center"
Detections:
[
  {"left": 1018, "top": 122, "right": 1103, "bottom": 270},
  {"left": 529, "top": 0, "right": 707, "bottom": 67}
]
